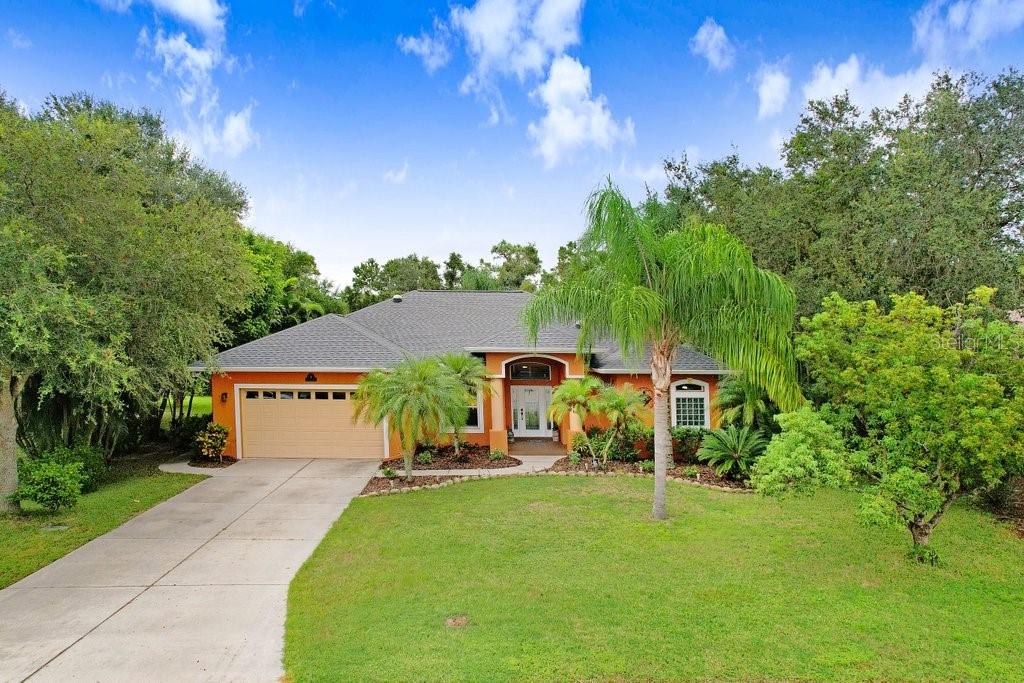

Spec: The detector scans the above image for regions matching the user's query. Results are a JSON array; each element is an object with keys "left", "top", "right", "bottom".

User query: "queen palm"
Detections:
[
  {"left": 438, "top": 352, "right": 490, "bottom": 459},
  {"left": 593, "top": 383, "right": 650, "bottom": 465},
  {"left": 353, "top": 357, "right": 468, "bottom": 482},
  {"left": 524, "top": 183, "right": 802, "bottom": 519},
  {"left": 548, "top": 376, "right": 603, "bottom": 467}
]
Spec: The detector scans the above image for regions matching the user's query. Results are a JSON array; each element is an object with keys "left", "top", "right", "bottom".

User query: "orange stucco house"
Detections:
[{"left": 193, "top": 290, "right": 725, "bottom": 460}]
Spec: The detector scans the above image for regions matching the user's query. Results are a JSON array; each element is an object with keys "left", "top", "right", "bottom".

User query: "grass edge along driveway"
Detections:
[
  {"left": 286, "top": 475, "right": 1024, "bottom": 682},
  {"left": 0, "top": 455, "right": 205, "bottom": 589}
]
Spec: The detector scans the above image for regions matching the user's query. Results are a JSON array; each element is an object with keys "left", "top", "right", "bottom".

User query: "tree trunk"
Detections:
[
  {"left": 403, "top": 450, "right": 414, "bottom": 483},
  {"left": 909, "top": 522, "right": 933, "bottom": 547},
  {"left": 907, "top": 495, "right": 955, "bottom": 565},
  {"left": 650, "top": 343, "right": 674, "bottom": 521},
  {"left": 0, "top": 381, "right": 23, "bottom": 514}
]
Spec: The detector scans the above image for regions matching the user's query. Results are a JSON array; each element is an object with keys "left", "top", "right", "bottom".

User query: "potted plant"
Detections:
[
  {"left": 551, "top": 425, "right": 560, "bottom": 442},
  {"left": 507, "top": 428, "right": 515, "bottom": 445}
]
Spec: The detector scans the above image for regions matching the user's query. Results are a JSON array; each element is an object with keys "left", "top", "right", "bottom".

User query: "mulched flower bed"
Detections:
[
  {"left": 361, "top": 475, "right": 460, "bottom": 495},
  {"left": 391, "top": 444, "right": 521, "bottom": 470},
  {"left": 186, "top": 458, "right": 236, "bottom": 469},
  {"left": 548, "top": 456, "right": 749, "bottom": 490}
]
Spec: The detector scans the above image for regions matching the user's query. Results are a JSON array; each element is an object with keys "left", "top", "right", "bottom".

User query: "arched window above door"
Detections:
[{"left": 509, "top": 362, "right": 551, "bottom": 381}]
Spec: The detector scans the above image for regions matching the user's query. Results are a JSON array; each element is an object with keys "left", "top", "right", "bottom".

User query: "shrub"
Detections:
[
  {"left": 697, "top": 426, "right": 768, "bottom": 480},
  {"left": 571, "top": 432, "right": 590, "bottom": 457},
  {"left": 39, "top": 444, "right": 107, "bottom": 492},
  {"left": 195, "top": 422, "right": 230, "bottom": 461},
  {"left": 568, "top": 451, "right": 581, "bottom": 466},
  {"left": 488, "top": 449, "right": 505, "bottom": 462},
  {"left": 12, "top": 459, "right": 85, "bottom": 511},
  {"left": 684, "top": 465, "right": 700, "bottom": 478},
  {"left": 382, "top": 466, "right": 397, "bottom": 479},
  {"left": 750, "top": 407, "right": 852, "bottom": 497},
  {"left": 671, "top": 427, "right": 708, "bottom": 462},
  {"left": 170, "top": 414, "right": 210, "bottom": 450},
  {"left": 415, "top": 450, "right": 435, "bottom": 465},
  {"left": 637, "top": 459, "right": 655, "bottom": 473},
  {"left": 625, "top": 424, "right": 654, "bottom": 459}
]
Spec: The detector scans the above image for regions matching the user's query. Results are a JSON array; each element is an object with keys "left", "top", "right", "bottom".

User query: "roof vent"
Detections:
[{"left": 392, "top": 295, "right": 403, "bottom": 303}]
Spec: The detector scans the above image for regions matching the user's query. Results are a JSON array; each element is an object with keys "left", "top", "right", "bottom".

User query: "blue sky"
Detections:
[{"left": 2, "top": 1, "right": 1023, "bottom": 285}]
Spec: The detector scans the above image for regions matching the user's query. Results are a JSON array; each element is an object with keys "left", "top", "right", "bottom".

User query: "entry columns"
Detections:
[{"left": 488, "top": 377, "right": 508, "bottom": 453}]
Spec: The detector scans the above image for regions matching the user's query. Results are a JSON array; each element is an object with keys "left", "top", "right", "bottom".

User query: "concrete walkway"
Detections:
[
  {"left": 390, "top": 454, "right": 561, "bottom": 477},
  {"left": 0, "top": 458, "right": 379, "bottom": 683}
]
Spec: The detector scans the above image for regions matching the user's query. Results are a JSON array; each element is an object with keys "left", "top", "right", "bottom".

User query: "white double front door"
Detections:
[{"left": 510, "top": 386, "right": 553, "bottom": 438}]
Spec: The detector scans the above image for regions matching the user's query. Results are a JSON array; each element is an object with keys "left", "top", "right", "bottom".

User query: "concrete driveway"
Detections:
[{"left": 0, "top": 458, "right": 379, "bottom": 683}]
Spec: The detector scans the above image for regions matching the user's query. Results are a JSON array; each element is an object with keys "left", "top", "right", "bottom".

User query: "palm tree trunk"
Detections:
[
  {"left": 403, "top": 450, "right": 414, "bottom": 483},
  {"left": 650, "top": 344, "right": 673, "bottom": 520}
]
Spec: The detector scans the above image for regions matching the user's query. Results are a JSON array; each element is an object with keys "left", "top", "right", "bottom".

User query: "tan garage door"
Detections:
[{"left": 239, "top": 388, "right": 385, "bottom": 458}]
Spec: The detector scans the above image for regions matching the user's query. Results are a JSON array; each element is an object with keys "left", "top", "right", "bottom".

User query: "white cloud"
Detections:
[
  {"left": 398, "top": 18, "right": 451, "bottom": 74},
  {"left": 689, "top": 17, "right": 735, "bottom": 72},
  {"left": 98, "top": 0, "right": 226, "bottom": 37},
  {"left": 401, "top": 1, "right": 629, "bottom": 167},
  {"left": 769, "top": 127, "right": 787, "bottom": 163},
  {"left": 802, "top": 54, "right": 936, "bottom": 112},
  {"left": 335, "top": 180, "right": 358, "bottom": 200},
  {"left": 383, "top": 161, "right": 410, "bottom": 184},
  {"left": 620, "top": 160, "right": 665, "bottom": 184},
  {"left": 913, "top": 0, "right": 1024, "bottom": 61},
  {"left": 293, "top": 0, "right": 311, "bottom": 17},
  {"left": 102, "top": 0, "right": 259, "bottom": 159},
  {"left": 6, "top": 28, "right": 32, "bottom": 49},
  {"left": 755, "top": 62, "right": 790, "bottom": 119},
  {"left": 101, "top": 69, "right": 137, "bottom": 89},
  {"left": 219, "top": 103, "right": 258, "bottom": 157},
  {"left": 451, "top": 0, "right": 582, "bottom": 88},
  {"left": 527, "top": 55, "right": 634, "bottom": 168}
]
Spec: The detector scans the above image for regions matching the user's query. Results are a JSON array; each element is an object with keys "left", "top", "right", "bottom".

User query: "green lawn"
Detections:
[
  {"left": 0, "top": 453, "right": 205, "bottom": 589},
  {"left": 286, "top": 476, "right": 1024, "bottom": 682},
  {"left": 160, "top": 394, "right": 212, "bottom": 428}
]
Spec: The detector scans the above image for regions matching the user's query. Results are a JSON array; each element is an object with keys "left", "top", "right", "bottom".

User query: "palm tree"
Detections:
[
  {"left": 714, "top": 374, "right": 775, "bottom": 430},
  {"left": 438, "top": 352, "right": 490, "bottom": 459},
  {"left": 549, "top": 376, "right": 604, "bottom": 467},
  {"left": 524, "top": 183, "right": 802, "bottom": 519},
  {"left": 592, "top": 383, "right": 650, "bottom": 465},
  {"left": 353, "top": 357, "right": 468, "bottom": 482}
]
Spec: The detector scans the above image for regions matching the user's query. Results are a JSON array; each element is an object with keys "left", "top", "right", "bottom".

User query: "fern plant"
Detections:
[{"left": 697, "top": 426, "right": 767, "bottom": 480}]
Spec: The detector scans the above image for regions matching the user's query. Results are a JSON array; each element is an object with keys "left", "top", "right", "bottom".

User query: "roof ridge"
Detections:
[{"left": 333, "top": 314, "right": 410, "bottom": 357}]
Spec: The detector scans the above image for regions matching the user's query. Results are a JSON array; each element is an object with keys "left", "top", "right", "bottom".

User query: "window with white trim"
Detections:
[
  {"left": 451, "top": 390, "right": 485, "bottom": 433},
  {"left": 671, "top": 380, "right": 710, "bottom": 428}
]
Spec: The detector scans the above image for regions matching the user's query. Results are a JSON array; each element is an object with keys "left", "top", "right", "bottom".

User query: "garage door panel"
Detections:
[{"left": 240, "top": 387, "right": 384, "bottom": 459}]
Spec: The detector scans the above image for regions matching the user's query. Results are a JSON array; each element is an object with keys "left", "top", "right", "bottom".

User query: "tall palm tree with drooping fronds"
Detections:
[
  {"left": 549, "top": 376, "right": 604, "bottom": 467},
  {"left": 593, "top": 383, "right": 650, "bottom": 465},
  {"left": 524, "top": 182, "right": 802, "bottom": 519},
  {"left": 438, "top": 352, "right": 491, "bottom": 459},
  {"left": 353, "top": 357, "right": 468, "bottom": 482}
]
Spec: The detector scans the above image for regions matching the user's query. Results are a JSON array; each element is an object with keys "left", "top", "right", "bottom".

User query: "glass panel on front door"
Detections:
[{"left": 512, "top": 387, "right": 550, "bottom": 437}]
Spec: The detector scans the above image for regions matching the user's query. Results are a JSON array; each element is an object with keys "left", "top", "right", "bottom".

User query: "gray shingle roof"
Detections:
[
  {"left": 346, "top": 290, "right": 583, "bottom": 353},
  {"left": 195, "top": 289, "right": 723, "bottom": 374},
  {"left": 194, "top": 314, "right": 405, "bottom": 370},
  {"left": 590, "top": 345, "right": 725, "bottom": 374}
]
